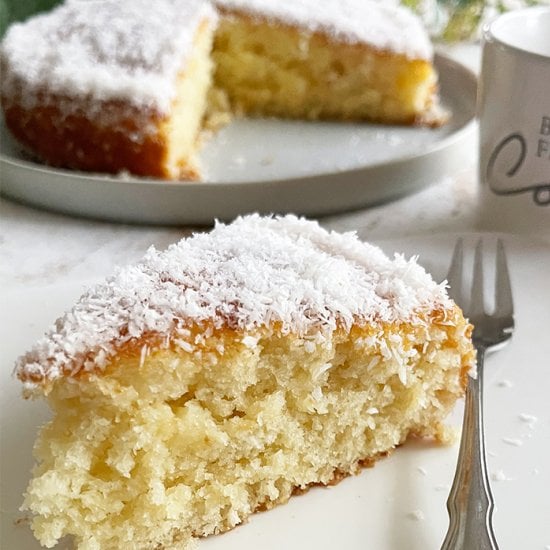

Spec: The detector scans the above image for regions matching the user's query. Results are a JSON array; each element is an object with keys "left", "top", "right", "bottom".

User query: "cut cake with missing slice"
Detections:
[
  {"left": 15, "top": 215, "right": 473, "bottom": 550},
  {"left": 1, "top": 0, "right": 446, "bottom": 181}
]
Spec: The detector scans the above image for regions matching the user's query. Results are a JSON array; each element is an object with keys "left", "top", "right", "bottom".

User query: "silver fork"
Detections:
[{"left": 441, "top": 238, "right": 515, "bottom": 550}]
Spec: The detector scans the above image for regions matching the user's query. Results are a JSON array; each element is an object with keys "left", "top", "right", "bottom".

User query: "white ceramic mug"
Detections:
[{"left": 478, "top": 7, "right": 550, "bottom": 234}]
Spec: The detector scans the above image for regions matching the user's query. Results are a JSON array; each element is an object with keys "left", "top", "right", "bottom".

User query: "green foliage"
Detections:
[
  {"left": 0, "top": 1, "right": 9, "bottom": 38},
  {"left": 404, "top": 0, "right": 549, "bottom": 41},
  {"left": 0, "top": 0, "right": 61, "bottom": 36},
  {"left": 442, "top": 1, "right": 485, "bottom": 41}
]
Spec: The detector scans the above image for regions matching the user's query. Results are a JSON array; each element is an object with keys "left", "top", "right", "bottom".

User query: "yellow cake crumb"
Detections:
[
  {"left": 212, "top": 14, "right": 439, "bottom": 124},
  {"left": 23, "top": 313, "right": 471, "bottom": 549}
]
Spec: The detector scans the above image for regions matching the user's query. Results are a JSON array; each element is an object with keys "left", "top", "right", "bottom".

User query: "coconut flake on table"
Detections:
[
  {"left": 518, "top": 413, "right": 538, "bottom": 426},
  {"left": 407, "top": 510, "right": 425, "bottom": 521},
  {"left": 491, "top": 469, "right": 514, "bottom": 482},
  {"left": 502, "top": 438, "right": 523, "bottom": 447}
]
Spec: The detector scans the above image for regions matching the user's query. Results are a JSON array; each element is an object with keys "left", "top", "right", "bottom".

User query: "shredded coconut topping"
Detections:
[
  {"left": 1, "top": 0, "right": 432, "bottom": 113},
  {"left": 217, "top": 0, "right": 433, "bottom": 60},
  {"left": 0, "top": 0, "right": 216, "bottom": 113},
  {"left": 15, "top": 215, "right": 451, "bottom": 389}
]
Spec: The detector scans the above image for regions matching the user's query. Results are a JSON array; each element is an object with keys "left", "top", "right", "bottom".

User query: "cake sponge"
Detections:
[{"left": 16, "top": 215, "right": 473, "bottom": 549}]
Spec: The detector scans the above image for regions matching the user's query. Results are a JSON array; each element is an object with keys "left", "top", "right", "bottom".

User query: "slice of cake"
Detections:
[
  {"left": 1, "top": 0, "right": 446, "bottom": 181},
  {"left": 213, "top": 0, "right": 443, "bottom": 124},
  {"left": 0, "top": 0, "right": 217, "bottom": 179},
  {"left": 16, "top": 215, "right": 473, "bottom": 550}
]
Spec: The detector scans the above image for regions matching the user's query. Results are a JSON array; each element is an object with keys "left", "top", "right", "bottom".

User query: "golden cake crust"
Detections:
[
  {"left": 3, "top": 101, "right": 200, "bottom": 180},
  {"left": 0, "top": 0, "right": 215, "bottom": 180}
]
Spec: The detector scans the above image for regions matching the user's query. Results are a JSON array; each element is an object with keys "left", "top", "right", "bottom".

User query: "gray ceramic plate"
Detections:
[
  {"left": 0, "top": 54, "right": 476, "bottom": 225},
  {"left": 2, "top": 234, "right": 549, "bottom": 550}
]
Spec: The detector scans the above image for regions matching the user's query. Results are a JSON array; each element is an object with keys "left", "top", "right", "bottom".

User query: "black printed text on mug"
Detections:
[
  {"left": 538, "top": 116, "right": 550, "bottom": 158},
  {"left": 487, "top": 115, "right": 550, "bottom": 206}
]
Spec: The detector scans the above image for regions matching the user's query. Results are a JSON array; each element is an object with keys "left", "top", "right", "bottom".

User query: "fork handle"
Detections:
[{"left": 441, "top": 347, "right": 499, "bottom": 550}]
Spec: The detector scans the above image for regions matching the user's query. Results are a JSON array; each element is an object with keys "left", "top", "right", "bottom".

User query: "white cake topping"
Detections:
[
  {"left": 217, "top": 0, "right": 433, "bottom": 60},
  {"left": 0, "top": 0, "right": 216, "bottom": 113},
  {"left": 1, "top": 0, "right": 432, "bottom": 115},
  {"left": 15, "top": 215, "right": 451, "bottom": 389}
]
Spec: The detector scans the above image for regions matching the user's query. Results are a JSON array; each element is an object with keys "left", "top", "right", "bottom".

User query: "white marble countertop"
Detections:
[{"left": 1, "top": 44, "right": 543, "bottom": 292}]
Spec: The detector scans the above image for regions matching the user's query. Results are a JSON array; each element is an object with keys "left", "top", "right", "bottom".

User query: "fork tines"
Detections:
[{"left": 447, "top": 238, "right": 514, "bottom": 322}]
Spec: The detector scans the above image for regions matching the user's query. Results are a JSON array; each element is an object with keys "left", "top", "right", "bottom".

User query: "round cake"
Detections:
[{"left": 1, "top": 0, "right": 446, "bottom": 181}]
